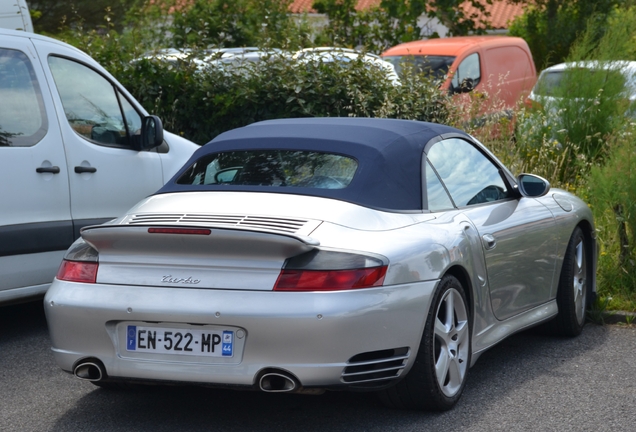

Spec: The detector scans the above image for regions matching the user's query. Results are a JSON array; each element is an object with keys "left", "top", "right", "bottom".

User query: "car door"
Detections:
[
  {"left": 32, "top": 39, "right": 164, "bottom": 232},
  {"left": 0, "top": 36, "right": 72, "bottom": 299},
  {"left": 425, "top": 137, "right": 558, "bottom": 320}
]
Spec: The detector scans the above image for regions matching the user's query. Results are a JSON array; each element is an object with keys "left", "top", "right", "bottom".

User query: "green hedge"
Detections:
[{"left": 115, "top": 53, "right": 450, "bottom": 144}]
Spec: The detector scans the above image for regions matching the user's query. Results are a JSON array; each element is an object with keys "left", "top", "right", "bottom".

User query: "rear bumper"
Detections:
[{"left": 44, "top": 280, "right": 437, "bottom": 388}]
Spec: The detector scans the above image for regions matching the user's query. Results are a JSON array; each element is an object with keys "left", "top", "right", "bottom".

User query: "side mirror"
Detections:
[
  {"left": 459, "top": 77, "right": 475, "bottom": 93},
  {"left": 135, "top": 115, "right": 164, "bottom": 151},
  {"left": 517, "top": 173, "right": 550, "bottom": 197}
]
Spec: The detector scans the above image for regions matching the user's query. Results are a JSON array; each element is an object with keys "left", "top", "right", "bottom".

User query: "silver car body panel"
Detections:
[
  {"left": 45, "top": 280, "right": 436, "bottom": 386},
  {"left": 84, "top": 226, "right": 317, "bottom": 291},
  {"left": 462, "top": 198, "right": 558, "bottom": 320},
  {"left": 45, "top": 185, "right": 595, "bottom": 386}
]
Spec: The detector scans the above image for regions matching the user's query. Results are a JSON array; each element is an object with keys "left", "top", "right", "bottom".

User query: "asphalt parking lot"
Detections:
[{"left": 1, "top": 300, "right": 635, "bottom": 432}]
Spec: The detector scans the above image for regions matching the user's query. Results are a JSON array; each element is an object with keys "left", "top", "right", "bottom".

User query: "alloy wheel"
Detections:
[
  {"left": 433, "top": 288, "right": 469, "bottom": 397},
  {"left": 573, "top": 237, "right": 587, "bottom": 325}
]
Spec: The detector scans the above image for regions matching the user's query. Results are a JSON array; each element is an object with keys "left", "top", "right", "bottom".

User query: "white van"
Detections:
[
  {"left": 0, "top": 28, "right": 199, "bottom": 304},
  {"left": 0, "top": 0, "right": 33, "bottom": 32}
]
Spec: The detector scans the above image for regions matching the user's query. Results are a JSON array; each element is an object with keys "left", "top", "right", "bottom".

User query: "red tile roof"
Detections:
[
  {"left": 461, "top": 1, "right": 526, "bottom": 29},
  {"left": 289, "top": 0, "right": 525, "bottom": 30}
]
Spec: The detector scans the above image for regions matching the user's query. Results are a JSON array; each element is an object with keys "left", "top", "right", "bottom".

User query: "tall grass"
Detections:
[
  {"left": 506, "top": 10, "right": 636, "bottom": 309},
  {"left": 460, "top": 9, "right": 636, "bottom": 310},
  {"left": 588, "top": 123, "right": 636, "bottom": 311}
]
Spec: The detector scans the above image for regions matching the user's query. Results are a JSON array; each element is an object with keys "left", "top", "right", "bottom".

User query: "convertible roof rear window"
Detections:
[
  {"left": 159, "top": 118, "right": 465, "bottom": 211},
  {"left": 176, "top": 150, "right": 358, "bottom": 189}
]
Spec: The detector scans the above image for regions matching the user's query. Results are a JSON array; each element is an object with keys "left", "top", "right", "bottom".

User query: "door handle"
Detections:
[
  {"left": 36, "top": 166, "right": 60, "bottom": 174},
  {"left": 482, "top": 234, "right": 496, "bottom": 250},
  {"left": 74, "top": 166, "right": 97, "bottom": 173}
]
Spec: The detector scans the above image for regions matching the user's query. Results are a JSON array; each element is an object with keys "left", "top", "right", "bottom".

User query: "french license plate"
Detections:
[{"left": 126, "top": 325, "right": 233, "bottom": 357}]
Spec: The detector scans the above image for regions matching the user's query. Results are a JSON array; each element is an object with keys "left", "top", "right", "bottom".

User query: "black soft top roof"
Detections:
[{"left": 157, "top": 117, "right": 465, "bottom": 211}]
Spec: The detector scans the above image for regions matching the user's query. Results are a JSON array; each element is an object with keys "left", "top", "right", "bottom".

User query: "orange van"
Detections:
[{"left": 382, "top": 36, "right": 537, "bottom": 110}]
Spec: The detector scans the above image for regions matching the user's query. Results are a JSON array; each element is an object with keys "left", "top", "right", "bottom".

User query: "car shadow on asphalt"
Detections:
[
  {"left": 0, "top": 299, "right": 48, "bottom": 344},
  {"left": 45, "top": 321, "right": 609, "bottom": 432}
]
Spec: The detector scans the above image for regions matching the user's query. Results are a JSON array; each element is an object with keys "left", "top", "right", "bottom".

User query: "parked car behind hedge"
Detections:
[
  {"left": 527, "top": 60, "right": 636, "bottom": 117},
  {"left": 293, "top": 47, "right": 400, "bottom": 86}
]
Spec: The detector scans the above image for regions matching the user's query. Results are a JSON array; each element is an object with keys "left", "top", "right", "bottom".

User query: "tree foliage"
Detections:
[
  {"left": 170, "top": 0, "right": 312, "bottom": 49},
  {"left": 28, "top": 0, "right": 138, "bottom": 34},
  {"left": 313, "top": 0, "right": 493, "bottom": 51},
  {"left": 508, "top": 0, "right": 620, "bottom": 69}
]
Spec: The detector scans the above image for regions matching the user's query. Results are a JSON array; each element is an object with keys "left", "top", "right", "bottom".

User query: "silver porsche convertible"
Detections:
[{"left": 45, "top": 118, "right": 596, "bottom": 411}]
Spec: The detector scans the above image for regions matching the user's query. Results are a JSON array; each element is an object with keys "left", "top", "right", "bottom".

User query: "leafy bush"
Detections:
[{"left": 119, "top": 52, "right": 449, "bottom": 144}]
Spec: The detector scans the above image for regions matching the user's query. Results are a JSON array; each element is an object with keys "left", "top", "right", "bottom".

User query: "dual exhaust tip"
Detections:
[{"left": 73, "top": 360, "right": 303, "bottom": 394}]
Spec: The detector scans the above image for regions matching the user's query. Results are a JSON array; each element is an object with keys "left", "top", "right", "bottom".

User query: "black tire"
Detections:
[
  {"left": 545, "top": 226, "right": 589, "bottom": 337},
  {"left": 378, "top": 275, "right": 471, "bottom": 411}
]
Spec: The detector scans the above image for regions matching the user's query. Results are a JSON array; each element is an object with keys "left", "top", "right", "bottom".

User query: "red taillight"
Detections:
[
  {"left": 273, "top": 267, "right": 387, "bottom": 291},
  {"left": 148, "top": 228, "right": 211, "bottom": 235},
  {"left": 56, "top": 260, "right": 98, "bottom": 283}
]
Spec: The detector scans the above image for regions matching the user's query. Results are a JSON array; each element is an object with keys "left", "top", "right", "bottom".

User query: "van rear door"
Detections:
[
  {"left": 0, "top": 34, "right": 72, "bottom": 301},
  {"left": 483, "top": 44, "right": 537, "bottom": 108}
]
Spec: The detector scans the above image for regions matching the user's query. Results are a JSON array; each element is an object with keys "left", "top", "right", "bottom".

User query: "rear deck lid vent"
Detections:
[{"left": 124, "top": 214, "right": 321, "bottom": 236}]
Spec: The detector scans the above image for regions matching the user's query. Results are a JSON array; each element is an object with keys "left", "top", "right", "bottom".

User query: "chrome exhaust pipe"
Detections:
[
  {"left": 73, "top": 361, "right": 105, "bottom": 382},
  {"left": 259, "top": 372, "right": 297, "bottom": 393}
]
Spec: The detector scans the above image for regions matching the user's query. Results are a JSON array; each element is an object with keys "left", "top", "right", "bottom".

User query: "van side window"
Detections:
[
  {"left": 451, "top": 53, "right": 481, "bottom": 92},
  {"left": 0, "top": 48, "right": 48, "bottom": 147},
  {"left": 48, "top": 56, "right": 142, "bottom": 147}
]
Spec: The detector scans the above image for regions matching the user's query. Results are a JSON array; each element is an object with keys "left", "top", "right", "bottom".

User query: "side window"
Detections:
[
  {"left": 0, "top": 48, "right": 47, "bottom": 147},
  {"left": 48, "top": 56, "right": 142, "bottom": 147},
  {"left": 427, "top": 138, "right": 510, "bottom": 207},
  {"left": 451, "top": 53, "right": 481, "bottom": 91},
  {"left": 425, "top": 159, "right": 454, "bottom": 211}
]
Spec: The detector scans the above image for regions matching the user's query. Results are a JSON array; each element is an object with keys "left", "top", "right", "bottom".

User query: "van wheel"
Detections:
[{"left": 378, "top": 275, "right": 471, "bottom": 410}]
